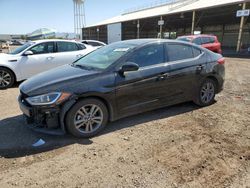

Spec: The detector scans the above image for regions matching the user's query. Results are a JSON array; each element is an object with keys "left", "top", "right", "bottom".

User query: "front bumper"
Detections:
[{"left": 18, "top": 95, "right": 66, "bottom": 135}]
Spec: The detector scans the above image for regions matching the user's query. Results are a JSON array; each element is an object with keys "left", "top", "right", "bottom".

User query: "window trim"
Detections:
[{"left": 25, "top": 42, "right": 56, "bottom": 55}]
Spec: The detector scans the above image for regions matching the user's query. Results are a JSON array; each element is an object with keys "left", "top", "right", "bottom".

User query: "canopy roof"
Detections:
[
  {"left": 27, "top": 28, "right": 57, "bottom": 38},
  {"left": 86, "top": 0, "right": 246, "bottom": 28}
]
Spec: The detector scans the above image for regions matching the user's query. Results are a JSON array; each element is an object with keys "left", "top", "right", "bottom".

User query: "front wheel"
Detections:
[
  {"left": 194, "top": 78, "right": 216, "bottom": 107},
  {"left": 0, "top": 67, "right": 15, "bottom": 89},
  {"left": 65, "top": 98, "right": 108, "bottom": 138}
]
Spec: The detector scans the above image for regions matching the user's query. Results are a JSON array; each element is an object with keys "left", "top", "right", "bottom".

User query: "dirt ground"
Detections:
[{"left": 0, "top": 57, "right": 249, "bottom": 188}]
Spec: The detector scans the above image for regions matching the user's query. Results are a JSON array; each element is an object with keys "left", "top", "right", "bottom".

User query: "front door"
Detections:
[
  {"left": 20, "top": 42, "right": 56, "bottom": 79},
  {"left": 115, "top": 43, "right": 170, "bottom": 118}
]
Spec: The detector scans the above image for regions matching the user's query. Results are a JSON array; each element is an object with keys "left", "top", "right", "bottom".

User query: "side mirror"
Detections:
[
  {"left": 23, "top": 50, "right": 33, "bottom": 56},
  {"left": 119, "top": 62, "right": 139, "bottom": 75}
]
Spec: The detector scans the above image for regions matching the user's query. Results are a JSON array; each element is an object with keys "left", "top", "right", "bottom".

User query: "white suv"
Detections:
[{"left": 0, "top": 39, "right": 96, "bottom": 89}]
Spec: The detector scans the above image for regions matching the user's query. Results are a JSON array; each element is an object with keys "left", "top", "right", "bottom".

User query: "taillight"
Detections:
[{"left": 217, "top": 58, "right": 225, "bottom": 65}]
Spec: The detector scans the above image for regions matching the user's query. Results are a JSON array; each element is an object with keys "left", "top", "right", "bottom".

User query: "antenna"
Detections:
[{"left": 73, "top": 0, "right": 86, "bottom": 39}]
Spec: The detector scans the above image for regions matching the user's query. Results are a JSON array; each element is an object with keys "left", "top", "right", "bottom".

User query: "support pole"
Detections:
[
  {"left": 160, "top": 16, "right": 163, "bottom": 38},
  {"left": 73, "top": 0, "right": 75, "bottom": 34},
  {"left": 97, "top": 27, "right": 100, "bottom": 41},
  {"left": 137, "top": 20, "right": 140, "bottom": 39},
  {"left": 191, "top": 11, "right": 196, "bottom": 34},
  {"left": 236, "top": 2, "right": 247, "bottom": 52}
]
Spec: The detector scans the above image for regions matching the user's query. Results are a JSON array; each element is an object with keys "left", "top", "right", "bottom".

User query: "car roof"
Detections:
[
  {"left": 112, "top": 39, "right": 192, "bottom": 46},
  {"left": 178, "top": 34, "right": 216, "bottom": 39},
  {"left": 83, "top": 40, "right": 103, "bottom": 43},
  {"left": 31, "top": 39, "right": 81, "bottom": 44}
]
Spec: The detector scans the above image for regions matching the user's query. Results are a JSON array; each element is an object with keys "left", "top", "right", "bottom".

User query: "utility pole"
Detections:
[
  {"left": 191, "top": 11, "right": 196, "bottom": 34},
  {"left": 137, "top": 20, "right": 140, "bottom": 39},
  {"left": 159, "top": 16, "right": 164, "bottom": 38},
  {"left": 236, "top": 2, "right": 247, "bottom": 52}
]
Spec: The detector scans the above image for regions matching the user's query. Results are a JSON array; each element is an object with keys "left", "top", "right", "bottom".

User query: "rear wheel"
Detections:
[
  {"left": 194, "top": 78, "right": 216, "bottom": 107},
  {"left": 65, "top": 98, "right": 108, "bottom": 138},
  {"left": 0, "top": 67, "right": 15, "bottom": 89}
]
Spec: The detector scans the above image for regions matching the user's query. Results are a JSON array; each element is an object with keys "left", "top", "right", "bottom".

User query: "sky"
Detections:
[{"left": 0, "top": 0, "right": 156, "bottom": 34}]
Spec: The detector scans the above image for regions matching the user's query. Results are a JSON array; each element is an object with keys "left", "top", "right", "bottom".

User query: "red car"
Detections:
[{"left": 177, "top": 35, "right": 222, "bottom": 54}]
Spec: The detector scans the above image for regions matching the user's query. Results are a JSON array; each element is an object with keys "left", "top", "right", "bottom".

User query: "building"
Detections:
[
  {"left": 0, "top": 34, "right": 24, "bottom": 41},
  {"left": 82, "top": 0, "right": 250, "bottom": 52},
  {"left": 27, "top": 28, "right": 56, "bottom": 40}
]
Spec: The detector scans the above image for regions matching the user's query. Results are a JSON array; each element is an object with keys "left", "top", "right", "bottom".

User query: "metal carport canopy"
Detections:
[{"left": 85, "top": 0, "right": 246, "bottom": 28}]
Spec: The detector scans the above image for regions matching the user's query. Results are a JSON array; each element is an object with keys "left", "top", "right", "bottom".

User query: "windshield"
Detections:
[
  {"left": 177, "top": 37, "right": 192, "bottom": 42},
  {"left": 73, "top": 42, "right": 136, "bottom": 70},
  {"left": 9, "top": 42, "right": 34, "bottom": 55}
]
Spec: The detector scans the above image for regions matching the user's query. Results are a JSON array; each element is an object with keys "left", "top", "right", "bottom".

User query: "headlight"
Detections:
[{"left": 26, "top": 92, "right": 71, "bottom": 106}]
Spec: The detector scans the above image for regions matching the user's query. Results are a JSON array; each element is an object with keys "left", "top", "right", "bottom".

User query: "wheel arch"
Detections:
[
  {"left": 60, "top": 93, "right": 116, "bottom": 134},
  {"left": 0, "top": 66, "right": 17, "bottom": 82},
  {"left": 206, "top": 75, "right": 219, "bottom": 93},
  {"left": 77, "top": 96, "right": 115, "bottom": 121}
]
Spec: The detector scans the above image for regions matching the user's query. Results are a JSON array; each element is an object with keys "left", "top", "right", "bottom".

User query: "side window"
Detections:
[
  {"left": 167, "top": 44, "right": 193, "bottom": 61},
  {"left": 193, "top": 47, "right": 202, "bottom": 57},
  {"left": 193, "top": 37, "right": 202, "bottom": 45},
  {"left": 78, "top": 43, "right": 86, "bottom": 50},
  {"left": 57, "top": 42, "right": 79, "bottom": 52},
  {"left": 88, "top": 42, "right": 101, "bottom": 47},
  {"left": 126, "top": 44, "right": 164, "bottom": 67},
  {"left": 210, "top": 37, "right": 215, "bottom": 43},
  {"left": 29, "top": 42, "right": 54, "bottom": 55},
  {"left": 201, "top": 37, "right": 210, "bottom": 44}
]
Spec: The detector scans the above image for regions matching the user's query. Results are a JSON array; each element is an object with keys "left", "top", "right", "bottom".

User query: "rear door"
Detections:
[
  {"left": 115, "top": 43, "right": 170, "bottom": 117},
  {"left": 165, "top": 42, "right": 206, "bottom": 102},
  {"left": 52, "top": 41, "right": 89, "bottom": 66}
]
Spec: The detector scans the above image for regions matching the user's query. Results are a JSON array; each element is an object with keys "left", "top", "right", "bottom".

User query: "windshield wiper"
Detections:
[{"left": 72, "top": 64, "right": 100, "bottom": 71}]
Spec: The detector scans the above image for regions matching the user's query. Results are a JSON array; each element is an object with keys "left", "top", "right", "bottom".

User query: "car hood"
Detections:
[{"left": 20, "top": 64, "right": 100, "bottom": 96}]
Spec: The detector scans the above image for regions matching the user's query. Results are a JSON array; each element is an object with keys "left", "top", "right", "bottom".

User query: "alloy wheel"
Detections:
[
  {"left": 74, "top": 104, "right": 104, "bottom": 134},
  {"left": 200, "top": 82, "right": 215, "bottom": 104},
  {"left": 0, "top": 70, "right": 11, "bottom": 88}
]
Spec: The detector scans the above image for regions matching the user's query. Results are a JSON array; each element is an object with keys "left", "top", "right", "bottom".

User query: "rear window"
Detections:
[
  {"left": 167, "top": 44, "right": 193, "bottom": 61},
  {"left": 88, "top": 42, "right": 104, "bottom": 47}
]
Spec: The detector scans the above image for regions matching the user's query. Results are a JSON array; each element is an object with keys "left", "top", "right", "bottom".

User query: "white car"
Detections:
[
  {"left": 0, "top": 39, "right": 96, "bottom": 89},
  {"left": 81, "top": 40, "right": 106, "bottom": 47}
]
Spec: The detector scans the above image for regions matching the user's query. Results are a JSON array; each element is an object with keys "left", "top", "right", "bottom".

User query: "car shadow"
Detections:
[
  {"left": 0, "top": 102, "right": 200, "bottom": 159},
  {"left": 0, "top": 81, "right": 23, "bottom": 90}
]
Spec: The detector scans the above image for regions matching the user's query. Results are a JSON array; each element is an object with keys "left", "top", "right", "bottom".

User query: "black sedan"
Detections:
[{"left": 18, "top": 39, "right": 225, "bottom": 138}]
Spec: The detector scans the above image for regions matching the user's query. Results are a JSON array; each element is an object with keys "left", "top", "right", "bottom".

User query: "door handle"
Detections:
[
  {"left": 76, "top": 54, "right": 83, "bottom": 58},
  {"left": 157, "top": 73, "right": 169, "bottom": 81},
  {"left": 196, "top": 65, "right": 205, "bottom": 71}
]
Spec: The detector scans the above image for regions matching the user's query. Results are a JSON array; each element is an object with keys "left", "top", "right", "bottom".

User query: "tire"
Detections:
[
  {"left": 65, "top": 98, "right": 109, "bottom": 138},
  {"left": 0, "top": 67, "right": 15, "bottom": 89},
  {"left": 193, "top": 78, "right": 216, "bottom": 107}
]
